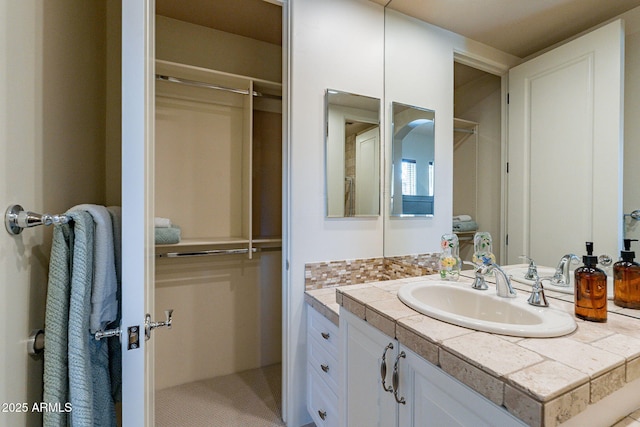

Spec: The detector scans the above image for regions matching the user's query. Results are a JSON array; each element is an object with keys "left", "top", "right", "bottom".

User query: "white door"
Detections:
[
  {"left": 507, "top": 20, "right": 624, "bottom": 267},
  {"left": 121, "top": 1, "right": 155, "bottom": 425},
  {"left": 355, "top": 126, "right": 380, "bottom": 215}
]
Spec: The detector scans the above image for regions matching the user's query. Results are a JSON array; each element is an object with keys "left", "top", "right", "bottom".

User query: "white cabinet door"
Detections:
[
  {"left": 340, "top": 309, "right": 398, "bottom": 427},
  {"left": 398, "top": 346, "right": 526, "bottom": 427},
  {"left": 507, "top": 20, "right": 624, "bottom": 267},
  {"left": 342, "top": 310, "right": 527, "bottom": 427}
]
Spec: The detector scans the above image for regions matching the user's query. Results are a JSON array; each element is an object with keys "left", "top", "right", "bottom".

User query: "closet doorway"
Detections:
[
  {"left": 453, "top": 61, "right": 503, "bottom": 263},
  {"left": 151, "top": 1, "right": 284, "bottom": 426}
]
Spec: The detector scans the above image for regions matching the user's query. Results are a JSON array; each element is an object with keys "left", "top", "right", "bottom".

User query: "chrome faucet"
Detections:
[
  {"left": 489, "top": 263, "right": 518, "bottom": 298},
  {"left": 464, "top": 260, "right": 516, "bottom": 297},
  {"left": 551, "top": 254, "right": 580, "bottom": 287}
]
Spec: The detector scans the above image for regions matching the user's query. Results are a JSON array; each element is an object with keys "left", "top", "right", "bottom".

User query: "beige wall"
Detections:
[
  {"left": 0, "top": 1, "right": 109, "bottom": 426},
  {"left": 625, "top": 25, "right": 640, "bottom": 240},
  {"left": 156, "top": 15, "right": 282, "bottom": 83}
]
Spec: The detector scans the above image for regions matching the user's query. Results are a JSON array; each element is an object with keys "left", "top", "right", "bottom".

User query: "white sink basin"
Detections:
[
  {"left": 503, "top": 265, "right": 614, "bottom": 300},
  {"left": 397, "top": 281, "right": 577, "bottom": 338}
]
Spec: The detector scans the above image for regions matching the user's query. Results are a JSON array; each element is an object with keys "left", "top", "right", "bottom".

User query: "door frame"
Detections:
[
  {"left": 121, "top": 1, "right": 155, "bottom": 425},
  {"left": 281, "top": 0, "right": 292, "bottom": 423},
  {"left": 122, "top": 2, "right": 291, "bottom": 425},
  {"left": 452, "top": 51, "right": 511, "bottom": 264}
]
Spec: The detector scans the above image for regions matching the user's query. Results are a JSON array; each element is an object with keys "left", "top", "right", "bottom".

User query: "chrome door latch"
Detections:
[
  {"left": 128, "top": 326, "right": 140, "bottom": 350},
  {"left": 145, "top": 309, "right": 174, "bottom": 341}
]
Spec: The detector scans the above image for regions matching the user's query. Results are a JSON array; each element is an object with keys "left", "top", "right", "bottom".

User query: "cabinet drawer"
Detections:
[
  {"left": 307, "top": 303, "right": 339, "bottom": 355},
  {"left": 308, "top": 333, "right": 339, "bottom": 391},
  {"left": 307, "top": 363, "right": 339, "bottom": 427}
]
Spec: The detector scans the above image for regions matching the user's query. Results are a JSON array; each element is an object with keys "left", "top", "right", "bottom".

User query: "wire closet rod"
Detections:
[
  {"left": 5, "top": 204, "right": 70, "bottom": 236},
  {"left": 453, "top": 127, "right": 476, "bottom": 134},
  {"left": 157, "top": 246, "right": 281, "bottom": 258},
  {"left": 156, "top": 74, "right": 282, "bottom": 100}
]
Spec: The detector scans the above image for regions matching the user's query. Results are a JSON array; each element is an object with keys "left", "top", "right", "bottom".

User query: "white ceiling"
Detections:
[
  {"left": 157, "top": 0, "right": 640, "bottom": 59},
  {"left": 372, "top": 0, "right": 640, "bottom": 58}
]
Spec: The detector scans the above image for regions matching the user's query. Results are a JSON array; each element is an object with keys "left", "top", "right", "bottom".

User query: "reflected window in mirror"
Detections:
[
  {"left": 391, "top": 102, "right": 435, "bottom": 216},
  {"left": 325, "top": 89, "right": 381, "bottom": 217}
]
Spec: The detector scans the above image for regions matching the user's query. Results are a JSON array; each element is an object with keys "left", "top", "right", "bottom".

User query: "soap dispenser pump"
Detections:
[
  {"left": 574, "top": 242, "right": 608, "bottom": 322},
  {"left": 613, "top": 239, "right": 640, "bottom": 309}
]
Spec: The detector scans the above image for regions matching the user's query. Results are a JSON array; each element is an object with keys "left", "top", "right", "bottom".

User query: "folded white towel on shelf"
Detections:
[
  {"left": 155, "top": 217, "right": 172, "bottom": 228},
  {"left": 453, "top": 214, "right": 473, "bottom": 222}
]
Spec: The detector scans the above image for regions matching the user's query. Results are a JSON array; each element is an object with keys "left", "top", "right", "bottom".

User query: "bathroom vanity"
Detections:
[{"left": 305, "top": 271, "right": 640, "bottom": 427}]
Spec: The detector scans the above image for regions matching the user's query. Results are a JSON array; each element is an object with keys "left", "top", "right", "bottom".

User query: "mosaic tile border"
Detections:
[
  {"left": 304, "top": 253, "right": 439, "bottom": 290},
  {"left": 304, "top": 257, "right": 387, "bottom": 290}
]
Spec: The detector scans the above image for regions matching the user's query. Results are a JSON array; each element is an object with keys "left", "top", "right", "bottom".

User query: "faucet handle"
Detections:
[
  {"left": 598, "top": 254, "right": 613, "bottom": 267},
  {"left": 463, "top": 261, "right": 489, "bottom": 290},
  {"left": 463, "top": 260, "right": 479, "bottom": 268},
  {"left": 520, "top": 255, "right": 535, "bottom": 265},
  {"left": 520, "top": 255, "right": 538, "bottom": 280},
  {"left": 527, "top": 277, "right": 550, "bottom": 307}
]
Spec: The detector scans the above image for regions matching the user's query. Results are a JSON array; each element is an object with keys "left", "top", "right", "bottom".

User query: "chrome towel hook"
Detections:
[{"left": 5, "top": 204, "right": 70, "bottom": 235}]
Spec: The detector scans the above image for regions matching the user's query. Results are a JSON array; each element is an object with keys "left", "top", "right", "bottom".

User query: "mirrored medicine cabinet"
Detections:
[
  {"left": 325, "top": 89, "right": 381, "bottom": 218},
  {"left": 390, "top": 102, "right": 436, "bottom": 217}
]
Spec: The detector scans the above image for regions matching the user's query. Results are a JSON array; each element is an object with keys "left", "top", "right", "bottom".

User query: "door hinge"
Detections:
[
  {"left": 507, "top": 93, "right": 510, "bottom": 104},
  {"left": 506, "top": 162, "right": 509, "bottom": 173},
  {"left": 506, "top": 234, "right": 509, "bottom": 246}
]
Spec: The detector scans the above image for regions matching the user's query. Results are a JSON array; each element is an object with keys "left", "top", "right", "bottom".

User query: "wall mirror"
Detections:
[
  {"left": 390, "top": 102, "right": 435, "bottom": 217},
  {"left": 325, "top": 89, "right": 381, "bottom": 217}
]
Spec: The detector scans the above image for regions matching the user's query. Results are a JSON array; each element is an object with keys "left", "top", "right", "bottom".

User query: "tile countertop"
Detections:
[{"left": 304, "top": 271, "right": 640, "bottom": 427}]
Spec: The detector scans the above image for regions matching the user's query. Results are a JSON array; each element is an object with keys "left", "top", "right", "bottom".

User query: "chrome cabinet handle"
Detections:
[
  {"left": 392, "top": 351, "right": 406, "bottom": 405},
  {"left": 318, "top": 410, "right": 327, "bottom": 420},
  {"left": 320, "top": 364, "right": 329, "bottom": 373},
  {"left": 380, "top": 343, "right": 394, "bottom": 393},
  {"left": 321, "top": 331, "right": 330, "bottom": 340}
]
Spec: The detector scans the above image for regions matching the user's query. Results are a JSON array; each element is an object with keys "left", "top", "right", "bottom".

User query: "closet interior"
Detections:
[
  {"left": 453, "top": 61, "right": 502, "bottom": 263},
  {"left": 453, "top": 117, "right": 479, "bottom": 261},
  {"left": 152, "top": 1, "right": 283, "bottom": 425}
]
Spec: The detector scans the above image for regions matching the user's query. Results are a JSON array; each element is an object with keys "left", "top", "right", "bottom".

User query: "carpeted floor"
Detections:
[{"left": 155, "top": 363, "right": 285, "bottom": 427}]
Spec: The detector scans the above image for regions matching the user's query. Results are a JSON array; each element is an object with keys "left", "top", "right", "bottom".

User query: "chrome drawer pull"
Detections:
[
  {"left": 318, "top": 410, "right": 327, "bottom": 420},
  {"left": 380, "top": 343, "right": 394, "bottom": 393},
  {"left": 393, "top": 351, "right": 407, "bottom": 405},
  {"left": 320, "top": 364, "right": 329, "bottom": 373},
  {"left": 320, "top": 331, "right": 330, "bottom": 340}
]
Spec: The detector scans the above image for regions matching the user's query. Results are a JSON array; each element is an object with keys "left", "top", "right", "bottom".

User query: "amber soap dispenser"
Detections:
[
  {"left": 574, "top": 242, "right": 608, "bottom": 322},
  {"left": 614, "top": 239, "right": 640, "bottom": 308}
]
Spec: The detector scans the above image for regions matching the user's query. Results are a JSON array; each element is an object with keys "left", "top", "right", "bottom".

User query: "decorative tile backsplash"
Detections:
[
  {"left": 304, "top": 253, "right": 439, "bottom": 290},
  {"left": 304, "top": 257, "right": 387, "bottom": 290},
  {"left": 385, "top": 254, "right": 440, "bottom": 279}
]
